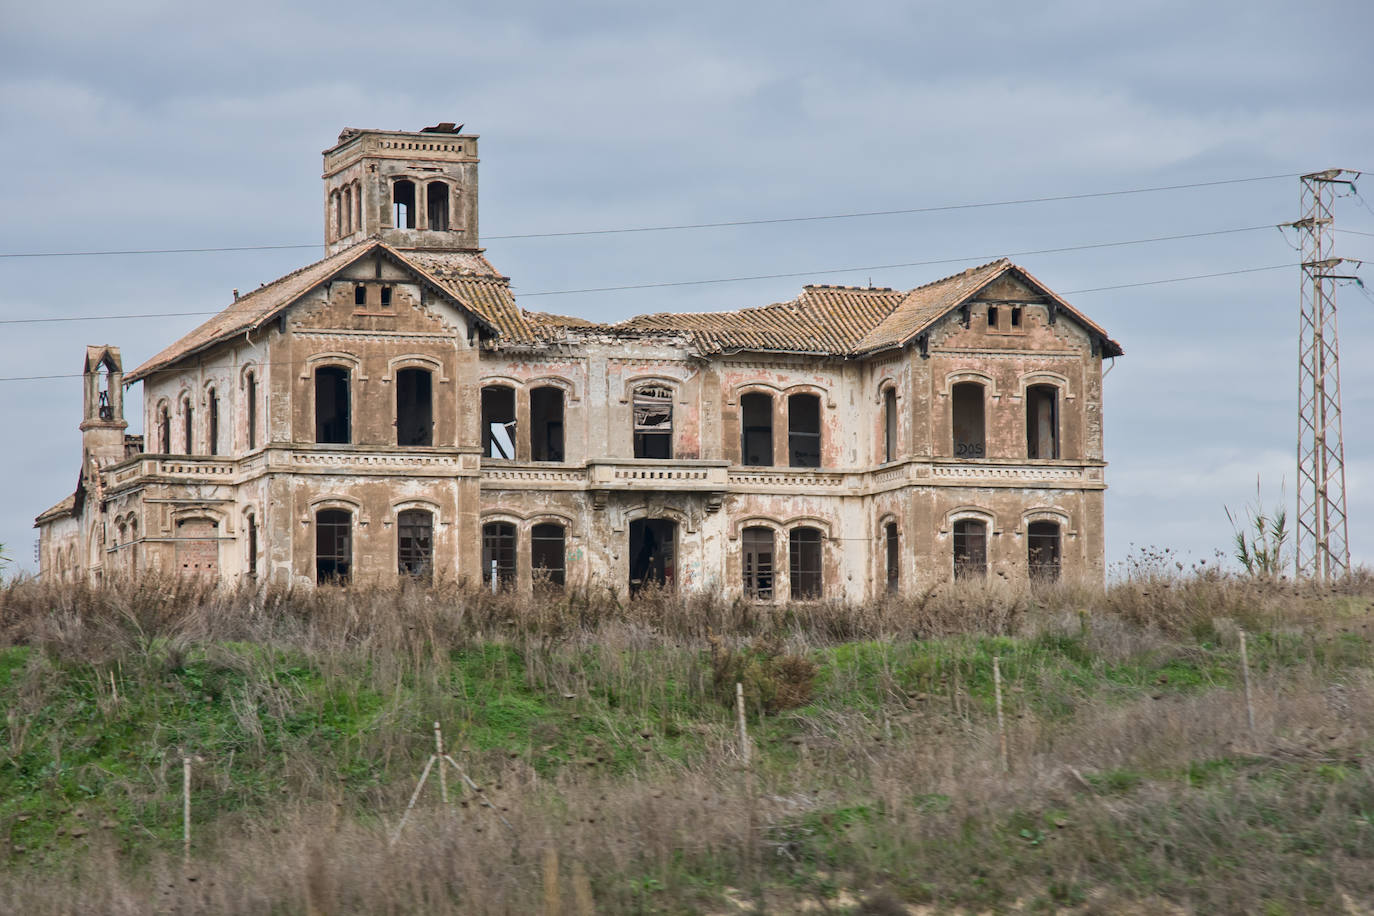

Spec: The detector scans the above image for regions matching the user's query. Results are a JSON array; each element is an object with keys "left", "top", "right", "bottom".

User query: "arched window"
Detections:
[
  {"left": 531, "top": 522, "right": 566, "bottom": 589},
  {"left": 953, "top": 519, "right": 988, "bottom": 579},
  {"left": 330, "top": 190, "right": 341, "bottom": 240},
  {"left": 633, "top": 385, "right": 673, "bottom": 459},
  {"left": 1028, "top": 520, "right": 1062, "bottom": 581},
  {"left": 342, "top": 185, "right": 353, "bottom": 235},
  {"left": 1026, "top": 385, "right": 1060, "bottom": 459},
  {"left": 396, "top": 368, "right": 434, "bottom": 446},
  {"left": 246, "top": 514, "right": 257, "bottom": 580},
  {"left": 740, "top": 393, "right": 773, "bottom": 466},
  {"left": 885, "top": 522, "right": 899, "bottom": 592},
  {"left": 158, "top": 403, "right": 171, "bottom": 453},
  {"left": 207, "top": 388, "right": 219, "bottom": 456},
  {"left": 951, "top": 382, "right": 985, "bottom": 459},
  {"left": 787, "top": 394, "right": 821, "bottom": 468},
  {"left": 392, "top": 179, "right": 416, "bottom": 229},
  {"left": 398, "top": 509, "right": 434, "bottom": 583},
  {"left": 426, "top": 182, "right": 449, "bottom": 230},
  {"left": 789, "top": 527, "right": 823, "bottom": 599},
  {"left": 315, "top": 366, "right": 350, "bottom": 444},
  {"left": 182, "top": 396, "right": 194, "bottom": 455},
  {"left": 883, "top": 387, "right": 898, "bottom": 462},
  {"left": 481, "top": 522, "right": 517, "bottom": 590},
  {"left": 481, "top": 385, "right": 516, "bottom": 459},
  {"left": 316, "top": 509, "right": 351, "bottom": 585},
  {"left": 245, "top": 372, "right": 257, "bottom": 450},
  {"left": 742, "top": 526, "right": 774, "bottom": 599},
  {"left": 530, "top": 386, "right": 565, "bottom": 462}
]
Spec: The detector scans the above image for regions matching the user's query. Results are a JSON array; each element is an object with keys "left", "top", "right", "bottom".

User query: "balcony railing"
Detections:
[{"left": 587, "top": 458, "right": 730, "bottom": 491}]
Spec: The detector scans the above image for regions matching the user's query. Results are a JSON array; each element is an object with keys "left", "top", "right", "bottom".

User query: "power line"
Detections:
[
  {"left": 0, "top": 223, "right": 1278, "bottom": 324},
  {"left": 0, "top": 173, "right": 1298, "bottom": 259},
  {"left": 0, "top": 261, "right": 1303, "bottom": 383}
]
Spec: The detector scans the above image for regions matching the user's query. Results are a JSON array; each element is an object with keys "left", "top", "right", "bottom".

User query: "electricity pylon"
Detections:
[{"left": 1290, "top": 169, "right": 1360, "bottom": 581}]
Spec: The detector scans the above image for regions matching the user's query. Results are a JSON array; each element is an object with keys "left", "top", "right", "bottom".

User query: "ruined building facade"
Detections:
[{"left": 35, "top": 125, "right": 1123, "bottom": 600}]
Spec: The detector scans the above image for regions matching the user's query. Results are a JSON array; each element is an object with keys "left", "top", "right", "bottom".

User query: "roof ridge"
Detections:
[{"left": 902, "top": 257, "right": 1011, "bottom": 296}]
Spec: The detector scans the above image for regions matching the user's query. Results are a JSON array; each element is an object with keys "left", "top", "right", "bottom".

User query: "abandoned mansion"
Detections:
[{"left": 35, "top": 124, "right": 1123, "bottom": 599}]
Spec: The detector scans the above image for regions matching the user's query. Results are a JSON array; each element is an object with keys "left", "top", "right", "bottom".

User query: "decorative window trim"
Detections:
[
  {"left": 300, "top": 352, "right": 362, "bottom": 381},
  {"left": 238, "top": 363, "right": 260, "bottom": 389},
  {"left": 479, "top": 375, "right": 524, "bottom": 391},
  {"left": 304, "top": 497, "right": 364, "bottom": 528},
  {"left": 728, "top": 516, "right": 786, "bottom": 540},
  {"left": 1017, "top": 371, "right": 1074, "bottom": 401},
  {"left": 941, "top": 370, "right": 999, "bottom": 399},
  {"left": 781, "top": 515, "right": 834, "bottom": 539},
  {"left": 781, "top": 382, "right": 835, "bottom": 410},
  {"left": 621, "top": 375, "right": 684, "bottom": 405},
  {"left": 384, "top": 354, "right": 448, "bottom": 384},
  {"left": 528, "top": 376, "right": 580, "bottom": 404},
  {"left": 941, "top": 506, "right": 998, "bottom": 536},
  {"left": 726, "top": 382, "right": 783, "bottom": 406},
  {"left": 1018, "top": 507, "right": 1075, "bottom": 537},
  {"left": 617, "top": 504, "right": 696, "bottom": 534},
  {"left": 521, "top": 512, "right": 575, "bottom": 532},
  {"left": 387, "top": 499, "right": 442, "bottom": 527},
  {"left": 874, "top": 378, "right": 901, "bottom": 404}
]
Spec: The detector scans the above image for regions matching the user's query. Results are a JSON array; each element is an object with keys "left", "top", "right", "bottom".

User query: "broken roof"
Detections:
[{"left": 128, "top": 252, "right": 1121, "bottom": 383}]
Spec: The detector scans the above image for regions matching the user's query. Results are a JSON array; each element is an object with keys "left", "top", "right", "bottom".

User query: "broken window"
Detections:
[
  {"left": 393, "top": 179, "right": 416, "bottom": 229},
  {"left": 159, "top": 404, "right": 170, "bottom": 453},
  {"left": 531, "top": 522, "right": 566, "bottom": 589},
  {"left": 315, "top": 366, "right": 351, "bottom": 444},
  {"left": 1025, "top": 384, "right": 1060, "bottom": 459},
  {"left": 396, "top": 368, "right": 434, "bottom": 447},
  {"left": 789, "top": 527, "right": 823, "bottom": 599},
  {"left": 481, "top": 386, "right": 517, "bottom": 459},
  {"left": 1011, "top": 306, "right": 1023, "bottom": 328},
  {"left": 1028, "top": 520, "right": 1061, "bottom": 581},
  {"left": 246, "top": 372, "right": 257, "bottom": 450},
  {"left": 380, "top": 286, "right": 392, "bottom": 307},
  {"left": 207, "top": 388, "right": 219, "bottom": 456},
  {"left": 740, "top": 392, "right": 773, "bottom": 466},
  {"left": 742, "top": 526, "right": 774, "bottom": 599},
  {"left": 883, "top": 387, "right": 898, "bottom": 463},
  {"left": 182, "top": 397, "right": 194, "bottom": 455},
  {"left": 530, "top": 386, "right": 565, "bottom": 462},
  {"left": 788, "top": 393, "right": 821, "bottom": 468},
  {"left": 633, "top": 385, "right": 673, "bottom": 459},
  {"left": 398, "top": 508, "right": 434, "bottom": 583},
  {"left": 951, "top": 382, "right": 985, "bottom": 459},
  {"left": 354, "top": 284, "right": 367, "bottom": 306},
  {"left": 481, "top": 522, "right": 517, "bottom": 590},
  {"left": 885, "top": 522, "right": 899, "bottom": 592},
  {"left": 316, "top": 509, "right": 351, "bottom": 585},
  {"left": 987, "top": 305, "right": 1000, "bottom": 329},
  {"left": 629, "top": 518, "right": 676, "bottom": 595},
  {"left": 953, "top": 519, "right": 988, "bottom": 579},
  {"left": 427, "top": 182, "right": 449, "bottom": 230}
]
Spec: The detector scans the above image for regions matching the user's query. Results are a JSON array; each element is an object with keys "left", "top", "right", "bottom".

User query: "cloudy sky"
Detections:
[{"left": 2, "top": 0, "right": 1371, "bottom": 576}]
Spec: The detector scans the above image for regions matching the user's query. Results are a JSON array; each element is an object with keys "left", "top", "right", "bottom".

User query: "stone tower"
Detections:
[
  {"left": 80, "top": 345, "right": 126, "bottom": 465},
  {"left": 322, "top": 123, "right": 479, "bottom": 255}
]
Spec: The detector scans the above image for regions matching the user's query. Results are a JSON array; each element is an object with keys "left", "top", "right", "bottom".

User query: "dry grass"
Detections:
[{"left": 0, "top": 565, "right": 1371, "bottom": 914}]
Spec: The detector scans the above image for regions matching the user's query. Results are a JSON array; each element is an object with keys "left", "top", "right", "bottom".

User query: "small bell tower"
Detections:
[
  {"left": 81, "top": 345, "right": 127, "bottom": 465},
  {"left": 322, "top": 123, "right": 480, "bottom": 255}
]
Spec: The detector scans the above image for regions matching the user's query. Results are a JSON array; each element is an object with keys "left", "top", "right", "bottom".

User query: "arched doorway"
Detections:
[{"left": 629, "top": 518, "right": 676, "bottom": 595}]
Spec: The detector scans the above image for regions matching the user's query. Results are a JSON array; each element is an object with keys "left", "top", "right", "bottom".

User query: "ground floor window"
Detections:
[
  {"left": 481, "top": 522, "right": 517, "bottom": 590},
  {"left": 531, "top": 522, "right": 566, "bottom": 589},
  {"left": 398, "top": 509, "right": 434, "bottom": 583},
  {"left": 789, "top": 527, "right": 823, "bottom": 599},
  {"left": 1027, "top": 520, "right": 1062, "bottom": 581},
  {"left": 742, "top": 526, "right": 775, "bottom": 599},
  {"left": 885, "top": 522, "right": 899, "bottom": 592},
  {"left": 953, "top": 519, "right": 987, "bottom": 579},
  {"left": 316, "top": 509, "right": 352, "bottom": 585}
]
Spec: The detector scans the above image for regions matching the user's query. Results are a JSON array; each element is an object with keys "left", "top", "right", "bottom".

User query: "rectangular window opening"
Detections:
[
  {"left": 885, "top": 522, "right": 899, "bottom": 592},
  {"left": 316, "top": 510, "right": 352, "bottom": 585},
  {"left": 953, "top": 519, "right": 988, "bottom": 579},
  {"left": 398, "top": 509, "right": 434, "bottom": 584},
  {"left": 1028, "top": 521, "right": 1062, "bottom": 581},
  {"left": 354, "top": 284, "right": 366, "bottom": 306},
  {"left": 315, "top": 367, "right": 351, "bottom": 444},
  {"left": 530, "top": 387, "right": 565, "bottom": 462},
  {"left": 380, "top": 286, "right": 393, "bottom": 307},
  {"left": 396, "top": 368, "right": 434, "bottom": 446},
  {"left": 740, "top": 392, "right": 773, "bottom": 467},
  {"left": 951, "top": 382, "right": 985, "bottom": 459},
  {"left": 531, "top": 523, "right": 566, "bottom": 590},
  {"left": 633, "top": 385, "right": 673, "bottom": 460},
  {"left": 987, "top": 305, "right": 999, "bottom": 328},
  {"left": 787, "top": 393, "right": 821, "bottom": 468},
  {"left": 481, "top": 522, "right": 517, "bottom": 590},
  {"left": 1026, "top": 385, "right": 1060, "bottom": 459},
  {"left": 1011, "top": 306, "right": 1023, "bottom": 328}
]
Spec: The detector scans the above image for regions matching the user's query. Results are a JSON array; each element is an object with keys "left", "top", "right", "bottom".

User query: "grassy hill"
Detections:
[{"left": 0, "top": 561, "right": 1371, "bottom": 914}]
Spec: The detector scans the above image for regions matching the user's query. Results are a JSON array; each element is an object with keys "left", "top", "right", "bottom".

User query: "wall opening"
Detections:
[
  {"left": 398, "top": 508, "right": 434, "bottom": 583},
  {"left": 787, "top": 393, "right": 821, "bottom": 468},
  {"left": 531, "top": 522, "right": 566, "bottom": 590},
  {"left": 1025, "top": 384, "right": 1060, "bottom": 459},
  {"left": 159, "top": 404, "right": 170, "bottom": 453},
  {"left": 426, "top": 182, "right": 449, "bottom": 230},
  {"left": 481, "top": 386, "right": 517, "bottom": 459},
  {"left": 740, "top": 392, "right": 773, "bottom": 466},
  {"left": 246, "top": 372, "right": 257, "bottom": 450},
  {"left": 392, "top": 179, "right": 416, "bottom": 229},
  {"left": 1011, "top": 306, "right": 1023, "bottom": 328},
  {"left": 175, "top": 518, "right": 219, "bottom": 578},
  {"left": 1028, "top": 520, "right": 1062, "bottom": 581},
  {"left": 629, "top": 518, "right": 676, "bottom": 595},
  {"left": 742, "top": 525, "right": 775, "bottom": 599},
  {"left": 396, "top": 368, "right": 434, "bottom": 446},
  {"left": 207, "top": 389, "right": 219, "bottom": 456},
  {"left": 987, "top": 305, "right": 1000, "bottom": 328},
  {"left": 182, "top": 397, "right": 193, "bottom": 455},
  {"left": 632, "top": 385, "right": 674, "bottom": 459},
  {"left": 953, "top": 519, "right": 988, "bottom": 579},
  {"left": 342, "top": 186, "right": 353, "bottom": 235},
  {"left": 354, "top": 284, "right": 367, "bottom": 306},
  {"left": 789, "top": 527, "right": 823, "bottom": 599},
  {"left": 885, "top": 522, "right": 899, "bottom": 592},
  {"left": 246, "top": 515, "right": 257, "bottom": 580},
  {"left": 481, "top": 522, "right": 517, "bottom": 590},
  {"left": 315, "top": 509, "right": 352, "bottom": 585},
  {"left": 530, "top": 386, "right": 565, "bottom": 462},
  {"left": 883, "top": 387, "right": 898, "bottom": 462},
  {"left": 951, "top": 382, "right": 985, "bottom": 459},
  {"left": 314, "top": 367, "right": 351, "bottom": 444}
]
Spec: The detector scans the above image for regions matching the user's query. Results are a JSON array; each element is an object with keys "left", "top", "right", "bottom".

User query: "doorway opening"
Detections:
[{"left": 629, "top": 518, "right": 676, "bottom": 595}]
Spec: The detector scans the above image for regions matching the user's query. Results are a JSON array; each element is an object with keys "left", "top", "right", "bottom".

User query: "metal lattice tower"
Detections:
[{"left": 1292, "top": 169, "right": 1358, "bottom": 581}]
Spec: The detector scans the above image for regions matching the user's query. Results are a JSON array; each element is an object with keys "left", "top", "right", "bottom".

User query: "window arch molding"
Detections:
[
  {"left": 1016, "top": 371, "right": 1073, "bottom": 401},
  {"left": 304, "top": 497, "right": 363, "bottom": 529},
  {"left": 386, "top": 498, "right": 442, "bottom": 527},
  {"left": 520, "top": 511, "right": 574, "bottom": 534},
  {"left": 620, "top": 503, "right": 696, "bottom": 534},
  {"left": 728, "top": 516, "right": 786, "bottom": 540},
  {"left": 873, "top": 376, "right": 901, "bottom": 404},
  {"left": 941, "top": 370, "right": 999, "bottom": 399},
  {"left": 478, "top": 509, "right": 527, "bottom": 528},
  {"left": 780, "top": 515, "right": 834, "bottom": 539},
  {"left": 1018, "top": 507, "right": 1073, "bottom": 537},
  {"left": 619, "top": 374, "right": 684, "bottom": 404},
  {"left": 941, "top": 506, "right": 998, "bottom": 536},
  {"left": 876, "top": 512, "right": 901, "bottom": 537},
  {"left": 170, "top": 506, "right": 228, "bottom": 532},
  {"left": 781, "top": 381, "right": 834, "bottom": 409},
  {"left": 527, "top": 375, "right": 580, "bottom": 404},
  {"left": 726, "top": 381, "right": 783, "bottom": 406},
  {"left": 479, "top": 375, "right": 524, "bottom": 391},
  {"left": 299, "top": 352, "right": 361, "bottom": 380},
  {"left": 238, "top": 362, "right": 261, "bottom": 389},
  {"left": 384, "top": 354, "right": 447, "bottom": 384}
]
